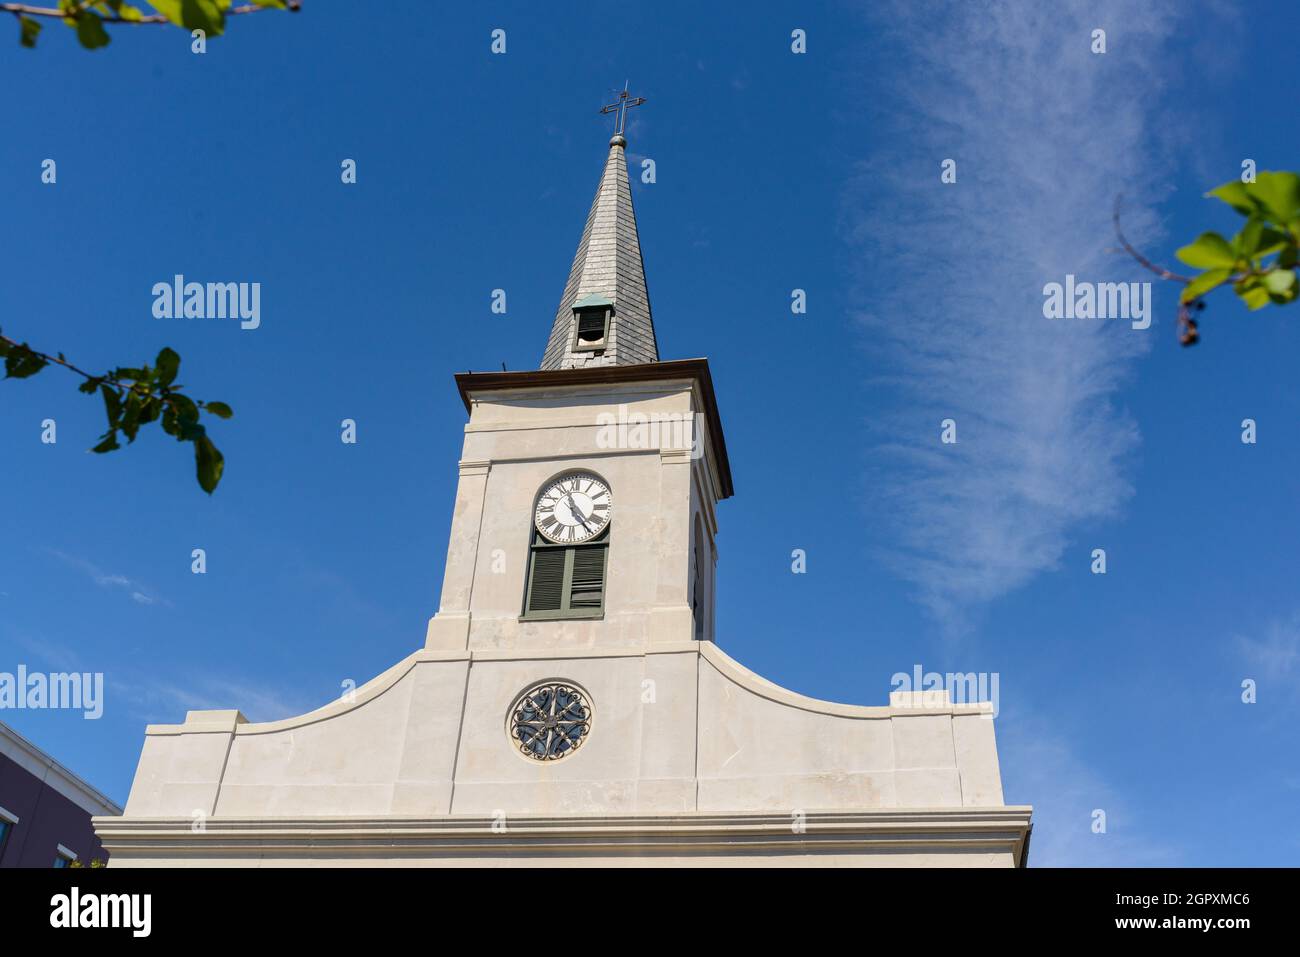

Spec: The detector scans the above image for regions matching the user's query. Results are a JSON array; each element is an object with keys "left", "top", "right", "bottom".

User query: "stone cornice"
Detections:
[
  {"left": 455, "top": 359, "right": 733, "bottom": 499},
  {"left": 95, "top": 807, "right": 1032, "bottom": 864}
]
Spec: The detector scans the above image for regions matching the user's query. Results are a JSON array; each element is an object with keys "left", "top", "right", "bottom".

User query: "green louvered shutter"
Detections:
[
  {"left": 526, "top": 547, "right": 566, "bottom": 613},
  {"left": 569, "top": 546, "right": 606, "bottom": 609}
]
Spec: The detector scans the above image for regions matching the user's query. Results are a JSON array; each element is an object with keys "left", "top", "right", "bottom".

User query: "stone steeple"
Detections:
[{"left": 540, "top": 131, "right": 659, "bottom": 370}]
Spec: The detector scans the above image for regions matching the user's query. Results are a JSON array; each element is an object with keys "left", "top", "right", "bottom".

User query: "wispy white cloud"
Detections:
[
  {"left": 9, "top": 631, "right": 86, "bottom": 673},
  {"left": 1238, "top": 613, "right": 1300, "bottom": 677},
  {"left": 4, "top": 630, "right": 312, "bottom": 724},
  {"left": 45, "top": 548, "right": 171, "bottom": 608},
  {"left": 1237, "top": 612, "right": 1300, "bottom": 709},
  {"left": 844, "top": 1, "right": 1190, "bottom": 627},
  {"left": 1001, "top": 710, "right": 1179, "bottom": 866},
  {"left": 110, "top": 674, "right": 319, "bottom": 725}
]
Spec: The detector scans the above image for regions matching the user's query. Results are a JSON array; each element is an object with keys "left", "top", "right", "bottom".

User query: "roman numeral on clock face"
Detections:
[{"left": 534, "top": 473, "right": 613, "bottom": 543}]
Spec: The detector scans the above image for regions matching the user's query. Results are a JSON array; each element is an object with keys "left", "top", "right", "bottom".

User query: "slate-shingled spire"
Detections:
[{"left": 540, "top": 130, "right": 659, "bottom": 370}]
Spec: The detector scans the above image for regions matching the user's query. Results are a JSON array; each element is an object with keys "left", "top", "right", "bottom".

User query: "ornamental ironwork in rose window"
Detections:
[{"left": 511, "top": 683, "right": 591, "bottom": 761}]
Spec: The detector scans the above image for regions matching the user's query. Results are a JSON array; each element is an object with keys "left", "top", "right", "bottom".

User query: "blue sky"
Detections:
[{"left": 1, "top": 1, "right": 1296, "bottom": 865}]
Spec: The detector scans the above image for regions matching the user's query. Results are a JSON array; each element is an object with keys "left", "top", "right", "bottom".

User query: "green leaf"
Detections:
[
  {"left": 169, "top": 393, "right": 200, "bottom": 423},
  {"left": 91, "top": 431, "right": 120, "bottom": 454},
  {"left": 1232, "top": 218, "right": 1288, "bottom": 266},
  {"left": 1235, "top": 217, "right": 1264, "bottom": 259},
  {"left": 112, "top": 366, "right": 146, "bottom": 381},
  {"left": 171, "top": 398, "right": 205, "bottom": 439},
  {"left": 105, "top": 0, "right": 145, "bottom": 21},
  {"left": 100, "top": 385, "right": 122, "bottom": 428},
  {"left": 140, "top": 396, "right": 162, "bottom": 425},
  {"left": 78, "top": 377, "right": 100, "bottom": 393},
  {"left": 1252, "top": 171, "right": 1300, "bottom": 224},
  {"left": 155, "top": 347, "right": 180, "bottom": 386},
  {"left": 1253, "top": 228, "right": 1290, "bottom": 262},
  {"left": 203, "top": 400, "right": 233, "bottom": 419},
  {"left": 1207, "top": 180, "right": 1258, "bottom": 216},
  {"left": 74, "top": 13, "right": 111, "bottom": 49},
  {"left": 4, "top": 345, "right": 48, "bottom": 379},
  {"left": 195, "top": 434, "right": 225, "bottom": 493},
  {"left": 1180, "top": 268, "right": 1232, "bottom": 303},
  {"left": 1263, "top": 269, "right": 1294, "bottom": 295},
  {"left": 1239, "top": 284, "right": 1271, "bottom": 310},
  {"left": 19, "top": 15, "right": 42, "bottom": 47},
  {"left": 149, "top": 0, "right": 227, "bottom": 36},
  {"left": 1176, "top": 232, "right": 1236, "bottom": 269},
  {"left": 120, "top": 392, "right": 143, "bottom": 442},
  {"left": 146, "top": 0, "right": 183, "bottom": 22}
]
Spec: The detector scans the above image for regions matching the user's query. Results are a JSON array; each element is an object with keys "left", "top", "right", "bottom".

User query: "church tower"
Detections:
[
  {"left": 102, "top": 94, "right": 1029, "bottom": 866},
  {"left": 424, "top": 94, "right": 732, "bottom": 657}
]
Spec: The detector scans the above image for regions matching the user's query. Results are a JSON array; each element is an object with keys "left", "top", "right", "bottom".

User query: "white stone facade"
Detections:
[{"left": 98, "top": 371, "right": 1030, "bottom": 866}]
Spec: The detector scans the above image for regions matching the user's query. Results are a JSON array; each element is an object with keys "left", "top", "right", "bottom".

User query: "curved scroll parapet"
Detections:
[
  {"left": 144, "top": 640, "right": 991, "bottom": 740},
  {"left": 698, "top": 641, "right": 992, "bottom": 718},
  {"left": 145, "top": 648, "right": 470, "bottom": 736}
]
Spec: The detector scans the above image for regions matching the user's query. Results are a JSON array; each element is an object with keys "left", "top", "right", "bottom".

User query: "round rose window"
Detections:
[{"left": 510, "top": 682, "right": 592, "bottom": 761}]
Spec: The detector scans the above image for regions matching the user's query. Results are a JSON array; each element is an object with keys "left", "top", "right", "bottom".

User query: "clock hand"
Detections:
[{"left": 566, "top": 495, "right": 592, "bottom": 528}]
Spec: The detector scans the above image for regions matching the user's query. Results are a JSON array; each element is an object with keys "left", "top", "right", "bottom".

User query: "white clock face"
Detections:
[{"left": 534, "top": 473, "right": 612, "bottom": 544}]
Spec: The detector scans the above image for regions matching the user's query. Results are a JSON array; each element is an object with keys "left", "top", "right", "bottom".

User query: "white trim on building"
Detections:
[{"left": 0, "top": 722, "right": 123, "bottom": 817}]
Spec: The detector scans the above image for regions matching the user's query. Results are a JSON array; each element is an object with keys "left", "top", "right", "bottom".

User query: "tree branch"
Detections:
[
  {"left": 2, "top": 332, "right": 233, "bottom": 491},
  {"left": 3, "top": 1, "right": 299, "bottom": 24},
  {"left": 1110, "top": 196, "right": 1206, "bottom": 345},
  {"left": 0, "top": 332, "right": 148, "bottom": 392},
  {"left": 1111, "top": 195, "right": 1193, "bottom": 284}
]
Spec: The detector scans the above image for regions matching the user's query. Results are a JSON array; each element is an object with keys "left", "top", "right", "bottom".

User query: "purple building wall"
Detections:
[{"left": 0, "top": 723, "right": 121, "bottom": 868}]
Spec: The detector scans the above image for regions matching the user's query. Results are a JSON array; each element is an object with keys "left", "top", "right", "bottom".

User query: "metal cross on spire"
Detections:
[{"left": 599, "top": 83, "right": 646, "bottom": 137}]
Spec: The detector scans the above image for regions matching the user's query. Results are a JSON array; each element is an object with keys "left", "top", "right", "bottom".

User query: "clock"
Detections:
[{"left": 534, "top": 473, "right": 612, "bottom": 544}]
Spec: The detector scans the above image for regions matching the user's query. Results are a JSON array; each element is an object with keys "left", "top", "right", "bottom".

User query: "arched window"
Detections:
[{"left": 692, "top": 514, "right": 706, "bottom": 640}]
